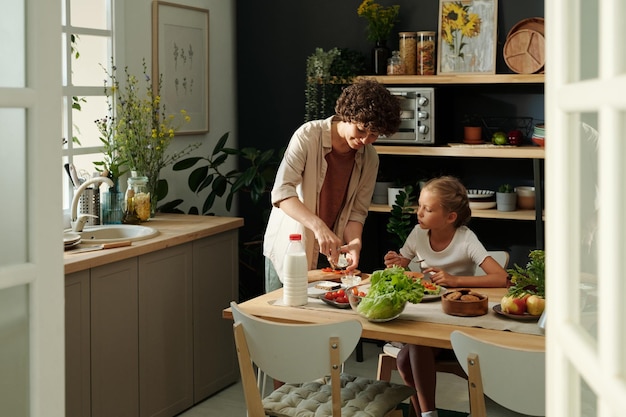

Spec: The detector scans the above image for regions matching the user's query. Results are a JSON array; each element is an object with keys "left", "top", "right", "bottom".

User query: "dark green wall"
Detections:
[
  {"left": 234, "top": 1, "right": 545, "bottom": 297},
  {"left": 236, "top": 0, "right": 544, "bottom": 152}
]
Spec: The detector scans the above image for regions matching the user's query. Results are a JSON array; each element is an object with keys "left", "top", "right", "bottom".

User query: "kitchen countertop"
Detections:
[{"left": 64, "top": 213, "right": 244, "bottom": 274}]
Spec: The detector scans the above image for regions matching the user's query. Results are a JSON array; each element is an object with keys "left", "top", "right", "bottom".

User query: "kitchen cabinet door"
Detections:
[
  {"left": 192, "top": 231, "right": 239, "bottom": 401},
  {"left": 65, "top": 270, "right": 90, "bottom": 417},
  {"left": 90, "top": 258, "right": 139, "bottom": 417},
  {"left": 138, "top": 244, "right": 193, "bottom": 417}
]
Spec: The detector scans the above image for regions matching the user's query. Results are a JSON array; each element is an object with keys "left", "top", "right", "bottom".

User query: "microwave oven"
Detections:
[{"left": 377, "top": 87, "right": 436, "bottom": 145}]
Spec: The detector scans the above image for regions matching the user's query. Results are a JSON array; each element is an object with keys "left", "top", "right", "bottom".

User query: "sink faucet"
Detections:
[{"left": 71, "top": 176, "right": 114, "bottom": 232}]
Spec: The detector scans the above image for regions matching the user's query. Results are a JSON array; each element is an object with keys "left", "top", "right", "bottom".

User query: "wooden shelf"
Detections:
[
  {"left": 359, "top": 73, "right": 544, "bottom": 85},
  {"left": 369, "top": 203, "right": 543, "bottom": 221},
  {"left": 374, "top": 145, "right": 545, "bottom": 159}
]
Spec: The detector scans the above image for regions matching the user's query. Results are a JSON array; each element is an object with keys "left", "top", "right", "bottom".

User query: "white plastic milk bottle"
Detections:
[{"left": 282, "top": 233, "right": 308, "bottom": 306}]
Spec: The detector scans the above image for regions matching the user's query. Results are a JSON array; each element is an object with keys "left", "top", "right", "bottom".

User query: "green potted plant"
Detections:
[
  {"left": 462, "top": 113, "right": 483, "bottom": 143},
  {"left": 496, "top": 184, "right": 517, "bottom": 211},
  {"left": 163, "top": 132, "right": 284, "bottom": 300},
  {"left": 304, "top": 47, "right": 365, "bottom": 122},
  {"left": 386, "top": 185, "right": 415, "bottom": 249}
]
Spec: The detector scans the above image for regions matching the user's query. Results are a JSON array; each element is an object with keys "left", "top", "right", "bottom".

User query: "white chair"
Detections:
[
  {"left": 376, "top": 251, "right": 510, "bottom": 382},
  {"left": 450, "top": 330, "right": 545, "bottom": 416},
  {"left": 230, "top": 301, "right": 415, "bottom": 417},
  {"left": 474, "top": 250, "right": 509, "bottom": 276}
]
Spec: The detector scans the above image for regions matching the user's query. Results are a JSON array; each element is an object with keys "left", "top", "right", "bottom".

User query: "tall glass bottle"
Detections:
[{"left": 282, "top": 234, "right": 308, "bottom": 306}]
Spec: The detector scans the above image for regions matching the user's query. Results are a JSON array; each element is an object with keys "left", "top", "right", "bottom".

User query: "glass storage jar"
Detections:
[
  {"left": 123, "top": 176, "right": 151, "bottom": 223},
  {"left": 399, "top": 32, "right": 417, "bottom": 75},
  {"left": 417, "top": 31, "right": 436, "bottom": 75},
  {"left": 387, "top": 51, "right": 406, "bottom": 75}
]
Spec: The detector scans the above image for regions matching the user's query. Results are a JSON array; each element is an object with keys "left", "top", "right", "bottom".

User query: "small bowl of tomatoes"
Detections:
[
  {"left": 321, "top": 288, "right": 351, "bottom": 308},
  {"left": 346, "top": 285, "right": 369, "bottom": 311}
]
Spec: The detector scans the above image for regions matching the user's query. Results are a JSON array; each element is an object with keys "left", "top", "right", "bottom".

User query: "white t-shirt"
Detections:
[{"left": 399, "top": 225, "right": 489, "bottom": 276}]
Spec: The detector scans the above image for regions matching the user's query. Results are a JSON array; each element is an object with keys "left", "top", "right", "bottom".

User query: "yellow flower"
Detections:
[
  {"left": 357, "top": 0, "right": 400, "bottom": 43},
  {"left": 441, "top": 1, "right": 482, "bottom": 57}
]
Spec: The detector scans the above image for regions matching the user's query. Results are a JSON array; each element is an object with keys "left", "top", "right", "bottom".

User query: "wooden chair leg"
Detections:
[
  {"left": 377, "top": 353, "right": 397, "bottom": 381},
  {"left": 467, "top": 353, "right": 487, "bottom": 417}
]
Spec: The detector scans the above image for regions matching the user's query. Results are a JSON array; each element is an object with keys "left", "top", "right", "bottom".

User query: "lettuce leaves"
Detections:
[{"left": 356, "top": 266, "right": 425, "bottom": 320}]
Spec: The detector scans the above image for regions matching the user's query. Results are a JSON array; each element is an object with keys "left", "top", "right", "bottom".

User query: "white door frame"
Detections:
[
  {"left": 546, "top": 0, "right": 625, "bottom": 416},
  {"left": 0, "top": 0, "right": 65, "bottom": 416}
]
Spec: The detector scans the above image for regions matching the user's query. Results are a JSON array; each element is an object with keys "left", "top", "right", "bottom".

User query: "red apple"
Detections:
[
  {"left": 501, "top": 294, "right": 529, "bottom": 315},
  {"left": 507, "top": 129, "right": 524, "bottom": 146},
  {"left": 526, "top": 295, "right": 545, "bottom": 316}
]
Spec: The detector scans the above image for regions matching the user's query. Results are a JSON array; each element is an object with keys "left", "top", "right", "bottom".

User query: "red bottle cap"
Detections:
[{"left": 289, "top": 234, "right": 302, "bottom": 240}]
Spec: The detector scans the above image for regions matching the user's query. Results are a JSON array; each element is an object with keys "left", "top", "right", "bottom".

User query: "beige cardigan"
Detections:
[{"left": 263, "top": 116, "right": 379, "bottom": 282}]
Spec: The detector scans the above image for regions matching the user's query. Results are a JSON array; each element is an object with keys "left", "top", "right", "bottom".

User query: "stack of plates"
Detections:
[
  {"left": 64, "top": 232, "right": 81, "bottom": 250},
  {"left": 467, "top": 189, "right": 496, "bottom": 210},
  {"left": 532, "top": 124, "right": 545, "bottom": 147}
]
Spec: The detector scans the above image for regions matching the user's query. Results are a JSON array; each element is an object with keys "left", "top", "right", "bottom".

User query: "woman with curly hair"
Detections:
[{"left": 263, "top": 79, "right": 401, "bottom": 293}]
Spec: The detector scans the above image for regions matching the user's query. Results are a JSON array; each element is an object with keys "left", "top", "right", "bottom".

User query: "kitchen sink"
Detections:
[{"left": 76, "top": 225, "right": 159, "bottom": 243}]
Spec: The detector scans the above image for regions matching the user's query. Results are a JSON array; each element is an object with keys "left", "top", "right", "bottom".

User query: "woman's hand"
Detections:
[{"left": 384, "top": 251, "right": 409, "bottom": 268}]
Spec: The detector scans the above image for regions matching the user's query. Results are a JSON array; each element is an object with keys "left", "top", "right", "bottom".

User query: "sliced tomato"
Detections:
[{"left": 321, "top": 267, "right": 333, "bottom": 273}]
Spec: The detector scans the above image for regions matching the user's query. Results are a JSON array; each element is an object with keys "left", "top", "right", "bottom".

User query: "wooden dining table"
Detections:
[{"left": 222, "top": 272, "right": 545, "bottom": 352}]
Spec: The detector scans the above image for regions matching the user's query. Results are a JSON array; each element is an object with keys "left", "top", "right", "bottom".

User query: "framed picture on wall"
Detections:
[
  {"left": 437, "top": 0, "right": 498, "bottom": 74},
  {"left": 152, "top": 1, "right": 209, "bottom": 134}
]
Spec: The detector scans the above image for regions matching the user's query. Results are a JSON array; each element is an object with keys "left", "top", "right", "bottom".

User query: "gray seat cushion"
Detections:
[{"left": 263, "top": 373, "right": 414, "bottom": 417}]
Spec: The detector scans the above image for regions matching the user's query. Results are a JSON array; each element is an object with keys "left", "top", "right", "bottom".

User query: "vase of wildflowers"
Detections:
[
  {"left": 95, "top": 104, "right": 128, "bottom": 224},
  {"left": 357, "top": 0, "right": 399, "bottom": 75},
  {"left": 102, "top": 59, "right": 196, "bottom": 218}
]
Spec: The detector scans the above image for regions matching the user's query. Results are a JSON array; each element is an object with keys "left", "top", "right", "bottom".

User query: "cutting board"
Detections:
[{"left": 307, "top": 269, "right": 361, "bottom": 283}]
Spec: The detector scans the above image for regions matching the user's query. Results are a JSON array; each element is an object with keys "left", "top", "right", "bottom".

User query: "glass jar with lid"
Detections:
[
  {"left": 123, "top": 176, "right": 151, "bottom": 223},
  {"left": 387, "top": 51, "right": 406, "bottom": 75},
  {"left": 417, "top": 31, "right": 436, "bottom": 75},
  {"left": 399, "top": 32, "right": 417, "bottom": 75}
]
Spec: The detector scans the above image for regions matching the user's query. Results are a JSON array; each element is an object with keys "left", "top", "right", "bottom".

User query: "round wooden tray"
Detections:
[
  {"left": 504, "top": 29, "right": 545, "bottom": 74},
  {"left": 506, "top": 17, "right": 545, "bottom": 39}
]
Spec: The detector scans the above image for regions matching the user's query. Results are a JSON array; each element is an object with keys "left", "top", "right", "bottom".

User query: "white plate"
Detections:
[
  {"left": 469, "top": 201, "right": 497, "bottom": 210},
  {"left": 422, "top": 286, "right": 448, "bottom": 301},
  {"left": 307, "top": 281, "right": 342, "bottom": 297},
  {"left": 467, "top": 189, "right": 495, "bottom": 199},
  {"left": 64, "top": 232, "right": 81, "bottom": 245},
  {"left": 64, "top": 240, "right": 82, "bottom": 250}
]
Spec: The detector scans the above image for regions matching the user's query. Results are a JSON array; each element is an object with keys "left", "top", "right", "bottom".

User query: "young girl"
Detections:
[{"left": 383, "top": 176, "right": 508, "bottom": 417}]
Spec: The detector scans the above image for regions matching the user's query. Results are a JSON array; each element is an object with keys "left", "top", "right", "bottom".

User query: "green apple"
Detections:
[
  {"left": 526, "top": 294, "right": 545, "bottom": 316},
  {"left": 492, "top": 131, "right": 508, "bottom": 145}
]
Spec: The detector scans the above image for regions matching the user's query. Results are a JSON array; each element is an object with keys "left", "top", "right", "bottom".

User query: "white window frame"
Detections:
[{"left": 61, "top": 0, "right": 115, "bottom": 210}]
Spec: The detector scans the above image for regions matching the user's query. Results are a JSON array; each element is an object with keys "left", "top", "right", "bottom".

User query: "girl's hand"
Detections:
[
  {"left": 384, "top": 251, "right": 409, "bottom": 268},
  {"left": 423, "top": 267, "right": 459, "bottom": 287}
]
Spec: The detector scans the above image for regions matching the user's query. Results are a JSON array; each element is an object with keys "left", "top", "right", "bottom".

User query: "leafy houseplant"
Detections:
[
  {"left": 304, "top": 47, "right": 366, "bottom": 122},
  {"left": 168, "top": 132, "right": 283, "bottom": 215},
  {"left": 496, "top": 184, "right": 516, "bottom": 211},
  {"left": 462, "top": 114, "right": 483, "bottom": 142},
  {"left": 164, "top": 132, "right": 283, "bottom": 300},
  {"left": 386, "top": 185, "right": 415, "bottom": 249}
]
